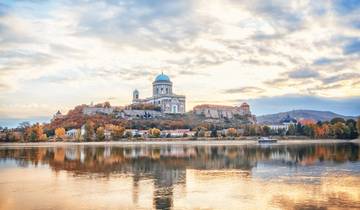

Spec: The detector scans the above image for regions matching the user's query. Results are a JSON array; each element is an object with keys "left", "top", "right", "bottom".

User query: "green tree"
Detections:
[
  {"left": 345, "top": 119, "right": 358, "bottom": 139},
  {"left": 262, "top": 126, "right": 271, "bottom": 136},
  {"left": 303, "top": 125, "right": 315, "bottom": 138},
  {"left": 210, "top": 129, "right": 218, "bottom": 137},
  {"left": 295, "top": 123, "right": 304, "bottom": 135},
  {"left": 287, "top": 124, "right": 296, "bottom": 135},
  {"left": 330, "top": 117, "right": 346, "bottom": 124}
]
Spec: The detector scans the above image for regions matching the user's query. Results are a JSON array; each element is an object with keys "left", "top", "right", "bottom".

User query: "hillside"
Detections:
[{"left": 257, "top": 110, "right": 357, "bottom": 124}]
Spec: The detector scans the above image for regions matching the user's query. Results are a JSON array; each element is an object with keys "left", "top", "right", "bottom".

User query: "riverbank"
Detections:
[{"left": 0, "top": 139, "right": 359, "bottom": 148}]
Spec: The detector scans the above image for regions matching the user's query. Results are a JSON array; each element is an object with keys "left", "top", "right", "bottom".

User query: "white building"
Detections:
[
  {"left": 132, "top": 73, "right": 186, "bottom": 114},
  {"left": 66, "top": 129, "right": 78, "bottom": 138}
]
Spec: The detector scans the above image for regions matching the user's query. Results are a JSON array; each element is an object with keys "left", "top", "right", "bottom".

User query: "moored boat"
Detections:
[{"left": 258, "top": 137, "right": 277, "bottom": 143}]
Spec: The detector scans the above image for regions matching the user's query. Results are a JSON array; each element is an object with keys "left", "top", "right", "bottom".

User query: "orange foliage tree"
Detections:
[{"left": 55, "top": 127, "right": 66, "bottom": 140}]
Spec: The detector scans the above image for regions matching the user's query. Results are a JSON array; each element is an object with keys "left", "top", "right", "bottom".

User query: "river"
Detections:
[{"left": 0, "top": 141, "right": 359, "bottom": 210}]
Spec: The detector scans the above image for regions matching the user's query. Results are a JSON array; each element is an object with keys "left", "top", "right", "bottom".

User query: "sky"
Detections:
[{"left": 0, "top": 0, "right": 360, "bottom": 127}]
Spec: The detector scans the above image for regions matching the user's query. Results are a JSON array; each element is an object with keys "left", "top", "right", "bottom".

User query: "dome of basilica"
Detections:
[{"left": 155, "top": 73, "right": 170, "bottom": 82}]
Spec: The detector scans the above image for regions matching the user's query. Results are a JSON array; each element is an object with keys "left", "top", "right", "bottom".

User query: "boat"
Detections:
[{"left": 258, "top": 137, "right": 277, "bottom": 143}]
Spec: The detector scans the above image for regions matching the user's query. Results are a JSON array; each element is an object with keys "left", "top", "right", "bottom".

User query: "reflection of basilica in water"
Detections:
[{"left": 1, "top": 143, "right": 359, "bottom": 209}]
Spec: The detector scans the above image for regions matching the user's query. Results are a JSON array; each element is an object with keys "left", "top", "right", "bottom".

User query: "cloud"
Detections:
[
  {"left": 0, "top": 0, "right": 360, "bottom": 120},
  {"left": 224, "top": 87, "right": 265, "bottom": 94},
  {"left": 288, "top": 69, "right": 320, "bottom": 79},
  {"left": 321, "top": 73, "right": 360, "bottom": 84}
]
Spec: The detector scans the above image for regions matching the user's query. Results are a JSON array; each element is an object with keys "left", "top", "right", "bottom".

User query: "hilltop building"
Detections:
[
  {"left": 132, "top": 73, "right": 186, "bottom": 114},
  {"left": 193, "top": 103, "right": 254, "bottom": 121},
  {"left": 267, "top": 115, "right": 297, "bottom": 132},
  {"left": 52, "top": 110, "right": 65, "bottom": 121}
]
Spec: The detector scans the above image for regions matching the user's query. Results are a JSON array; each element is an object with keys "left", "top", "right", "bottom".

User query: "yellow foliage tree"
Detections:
[
  {"left": 96, "top": 127, "right": 105, "bottom": 141},
  {"left": 29, "top": 123, "right": 44, "bottom": 141},
  {"left": 111, "top": 125, "right": 125, "bottom": 140},
  {"left": 55, "top": 127, "right": 66, "bottom": 140},
  {"left": 149, "top": 128, "right": 161, "bottom": 138}
]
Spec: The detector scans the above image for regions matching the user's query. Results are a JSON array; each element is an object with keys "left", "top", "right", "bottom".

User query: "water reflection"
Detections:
[{"left": 0, "top": 142, "right": 359, "bottom": 210}]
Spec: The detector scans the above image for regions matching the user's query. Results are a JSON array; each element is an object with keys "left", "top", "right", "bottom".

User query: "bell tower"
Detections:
[{"left": 133, "top": 89, "right": 139, "bottom": 103}]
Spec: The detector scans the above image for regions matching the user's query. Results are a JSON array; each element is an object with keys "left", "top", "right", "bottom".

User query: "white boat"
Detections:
[{"left": 258, "top": 137, "right": 277, "bottom": 143}]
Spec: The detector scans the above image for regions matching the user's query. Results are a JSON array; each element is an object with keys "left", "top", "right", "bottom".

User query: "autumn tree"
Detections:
[
  {"left": 111, "top": 125, "right": 125, "bottom": 140},
  {"left": 149, "top": 128, "right": 161, "bottom": 138},
  {"left": 74, "top": 129, "right": 82, "bottom": 141},
  {"left": 333, "top": 122, "right": 346, "bottom": 139},
  {"left": 227, "top": 128, "right": 237, "bottom": 137},
  {"left": 33, "top": 123, "right": 45, "bottom": 141},
  {"left": 84, "top": 121, "right": 95, "bottom": 141},
  {"left": 96, "top": 127, "right": 105, "bottom": 141},
  {"left": 195, "top": 126, "right": 207, "bottom": 137},
  {"left": 55, "top": 127, "right": 66, "bottom": 140},
  {"left": 23, "top": 123, "right": 45, "bottom": 142},
  {"left": 104, "top": 101, "right": 111, "bottom": 108}
]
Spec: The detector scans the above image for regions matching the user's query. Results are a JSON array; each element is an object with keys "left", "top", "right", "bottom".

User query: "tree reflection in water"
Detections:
[{"left": 0, "top": 143, "right": 359, "bottom": 209}]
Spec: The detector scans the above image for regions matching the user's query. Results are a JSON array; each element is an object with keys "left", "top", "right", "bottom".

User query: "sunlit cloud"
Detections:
[{"left": 0, "top": 0, "right": 359, "bottom": 122}]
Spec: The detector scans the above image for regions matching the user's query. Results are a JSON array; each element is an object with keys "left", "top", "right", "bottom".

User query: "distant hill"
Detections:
[{"left": 257, "top": 110, "right": 358, "bottom": 124}]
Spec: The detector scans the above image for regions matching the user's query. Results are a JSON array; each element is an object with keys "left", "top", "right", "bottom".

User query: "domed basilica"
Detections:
[{"left": 132, "top": 73, "right": 186, "bottom": 114}]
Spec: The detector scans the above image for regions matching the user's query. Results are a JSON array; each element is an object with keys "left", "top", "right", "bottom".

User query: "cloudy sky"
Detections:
[{"left": 0, "top": 0, "right": 359, "bottom": 127}]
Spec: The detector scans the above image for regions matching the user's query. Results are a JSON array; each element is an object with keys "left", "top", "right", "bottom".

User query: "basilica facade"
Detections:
[{"left": 132, "top": 73, "right": 186, "bottom": 114}]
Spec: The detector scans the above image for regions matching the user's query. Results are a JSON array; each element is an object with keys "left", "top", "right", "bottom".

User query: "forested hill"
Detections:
[{"left": 257, "top": 110, "right": 357, "bottom": 124}]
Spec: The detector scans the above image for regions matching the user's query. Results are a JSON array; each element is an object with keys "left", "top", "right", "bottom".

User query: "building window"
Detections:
[
  {"left": 172, "top": 105, "right": 178, "bottom": 113},
  {"left": 166, "top": 88, "right": 168, "bottom": 93}
]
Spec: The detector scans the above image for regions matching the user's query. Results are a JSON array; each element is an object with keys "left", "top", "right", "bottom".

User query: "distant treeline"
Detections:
[{"left": 0, "top": 117, "right": 359, "bottom": 142}]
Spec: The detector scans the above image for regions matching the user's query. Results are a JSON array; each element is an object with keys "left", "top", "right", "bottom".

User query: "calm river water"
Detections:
[{"left": 0, "top": 141, "right": 359, "bottom": 210}]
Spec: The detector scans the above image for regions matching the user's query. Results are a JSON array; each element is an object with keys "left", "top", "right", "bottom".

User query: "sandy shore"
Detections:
[{"left": 0, "top": 139, "right": 359, "bottom": 148}]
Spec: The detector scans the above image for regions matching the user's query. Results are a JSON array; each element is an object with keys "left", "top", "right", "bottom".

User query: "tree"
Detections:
[
  {"left": 84, "top": 121, "right": 95, "bottom": 141},
  {"left": 333, "top": 122, "right": 346, "bottom": 139},
  {"left": 55, "top": 127, "right": 66, "bottom": 140},
  {"left": 32, "top": 123, "right": 44, "bottom": 141},
  {"left": 346, "top": 119, "right": 358, "bottom": 139},
  {"left": 124, "top": 131, "right": 133, "bottom": 139},
  {"left": 262, "top": 126, "right": 271, "bottom": 136},
  {"left": 195, "top": 126, "right": 207, "bottom": 137},
  {"left": 104, "top": 101, "right": 111, "bottom": 108},
  {"left": 357, "top": 118, "right": 360, "bottom": 138},
  {"left": 210, "top": 129, "right": 218, "bottom": 137},
  {"left": 287, "top": 124, "right": 296, "bottom": 135},
  {"left": 330, "top": 117, "right": 346, "bottom": 124},
  {"left": 303, "top": 125, "right": 315, "bottom": 138},
  {"left": 96, "top": 127, "right": 105, "bottom": 141},
  {"left": 295, "top": 123, "right": 304, "bottom": 135},
  {"left": 111, "top": 125, "right": 125, "bottom": 140},
  {"left": 18, "top": 121, "right": 31, "bottom": 131},
  {"left": 227, "top": 128, "right": 237, "bottom": 137},
  {"left": 75, "top": 129, "right": 82, "bottom": 141},
  {"left": 149, "top": 128, "right": 161, "bottom": 138}
]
